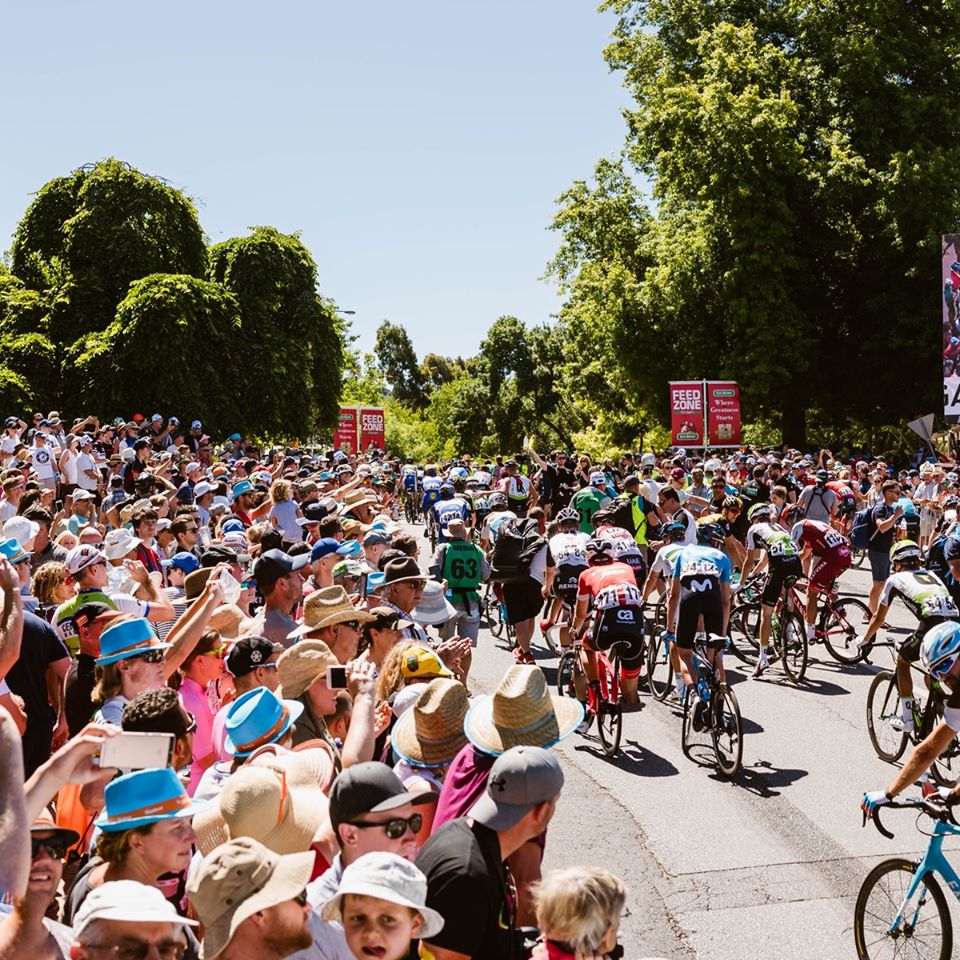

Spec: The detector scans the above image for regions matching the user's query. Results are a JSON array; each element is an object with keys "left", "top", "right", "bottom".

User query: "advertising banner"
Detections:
[
  {"left": 669, "top": 381, "right": 705, "bottom": 446},
  {"left": 335, "top": 407, "right": 358, "bottom": 456},
  {"left": 707, "top": 381, "right": 742, "bottom": 447},
  {"left": 943, "top": 235, "right": 960, "bottom": 422},
  {"left": 359, "top": 407, "right": 386, "bottom": 452}
]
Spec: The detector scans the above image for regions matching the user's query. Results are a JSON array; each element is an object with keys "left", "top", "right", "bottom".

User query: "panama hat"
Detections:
[
  {"left": 223, "top": 687, "right": 304, "bottom": 757},
  {"left": 391, "top": 678, "right": 469, "bottom": 767},
  {"left": 95, "top": 618, "right": 171, "bottom": 666},
  {"left": 0, "top": 537, "right": 32, "bottom": 565},
  {"left": 409, "top": 581, "right": 457, "bottom": 626},
  {"left": 277, "top": 639, "right": 340, "bottom": 699},
  {"left": 95, "top": 768, "right": 209, "bottom": 833},
  {"left": 464, "top": 665, "right": 583, "bottom": 755},
  {"left": 287, "top": 586, "right": 375, "bottom": 640}
]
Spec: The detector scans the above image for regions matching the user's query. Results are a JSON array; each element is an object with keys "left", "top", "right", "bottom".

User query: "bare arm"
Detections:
[
  {"left": 885, "top": 722, "right": 957, "bottom": 799},
  {"left": 161, "top": 573, "right": 225, "bottom": 679},
  {"left": 0, "top": 560, "right": 24, "bottom": 679},
  {"left": 340, "top": 660, "right": 377, "bottom": 768}
]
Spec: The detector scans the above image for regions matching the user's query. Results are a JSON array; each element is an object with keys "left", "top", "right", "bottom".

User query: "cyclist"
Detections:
[
  {"left": 742, "top": 502, "right": 804, "bottom": 678},
  {"left": 696, "top": 497, "right": 746, "bottom": 570},
  {"left": 541, "top": 505, "right": 590, "bottom": 645},
  {"left": 857, "top": 539, "right": 960, "bottom": 733},
  {"left": 420, "top": 466, "right": 443, "bottom": 529},
  {"left": 571, "top": 471, "right": 612, "bottom": 534},
  {"left": 479, "top": 492, "right": 516, "bottom": 553},
  {"left": 601, "top": 523, "right": 648, "bottom": 582},
  {"left": 664, "top": 526, "right": 733, "bottom": 723},
  {"left": 862, "top": 621, "right": 960, "bottom": 816},
  {"left": 432, "top": 483, "right": 472, "bottom": 545},
  {"left": 571, "top": 537, "right": 645, "bottom": 715},
  {"left": 497, "top": 458, "right": 536, "bottom": 518},
  {"left": 790, "top": 516, "right": 852, "bottom": 641}
]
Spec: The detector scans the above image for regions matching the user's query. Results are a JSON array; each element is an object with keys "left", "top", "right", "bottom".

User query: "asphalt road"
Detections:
[{"left": 409, "top": 525, "right": 960, "bottom": 960}]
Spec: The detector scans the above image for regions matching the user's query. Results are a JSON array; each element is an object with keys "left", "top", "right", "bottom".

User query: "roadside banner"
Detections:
[
  {"left": 707, "top": 381, "right": 742, "bottom": 447},
  {"left": 943, "top": 235, "right": 960, "bottom": 422},
  {"left": 669, "top": 381, "right": 705, "bottom": 446},
  {"left": 359, "top": 406, "right": 386, "bottom": 452},
  {"left": 335, "top": 407, "right": 358, "bottom": 456}
]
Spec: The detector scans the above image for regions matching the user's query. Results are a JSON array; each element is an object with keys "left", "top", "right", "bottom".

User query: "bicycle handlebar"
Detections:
[{"left": 864, "top": 796, "right": 959, "bottom": 839}]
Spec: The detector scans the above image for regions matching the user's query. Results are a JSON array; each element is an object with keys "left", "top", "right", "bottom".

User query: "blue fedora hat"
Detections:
[
  {"left": 95, "top": 767, "right": 209, "bottom": 832},
  {"left": 337, "top": 539, "right": 362, "bottom": 559},
  {"left": 96, "top": 618, "right": 171, "bottom": 666},
  {"left": 0, "top": 537, "right": 32, "bottom": 565},
  {"left": 223, "top": 686, "right": 304, "bottom": 757}
]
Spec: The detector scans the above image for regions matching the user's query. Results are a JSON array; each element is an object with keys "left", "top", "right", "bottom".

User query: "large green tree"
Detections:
[{"left": 374, "top": 321, "right": 428, "bottom": 407}]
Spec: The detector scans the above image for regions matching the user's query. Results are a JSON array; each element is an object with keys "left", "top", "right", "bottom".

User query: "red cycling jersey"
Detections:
[
  {"left": 576, "top": 562, "right": 638, "bottom": 602},
  {"left": 790, "top": 518, "right": 848, "bottom": 556}
]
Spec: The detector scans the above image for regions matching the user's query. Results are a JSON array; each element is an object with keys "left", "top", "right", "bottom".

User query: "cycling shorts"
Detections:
[
  {"left": 761, "top": 556, "right": 803, "bottom": 605},
  {"left": 676, "top": 577, "right": 724, "bottom": 649},
  {"left": 808, "top": 547, "right": 851, "bottom": 592},
  {"left": 552, "top": 563, "right": 585, "bottom": 605},
  {"left": 587, "top": 605, "right": 645, "bottom": 672},
  {"left": 898, "top": 616, "right": 951, "bottom": 664}
]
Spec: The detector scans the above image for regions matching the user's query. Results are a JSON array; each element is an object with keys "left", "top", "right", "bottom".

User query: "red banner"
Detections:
[
  {"left": 707, "top": 381, "right": 742, "bottom": 447},
  {"left": 669, "top": 381, "right": 705, "bottom": 446},
  {"left": 359, "top": 407, "right": 386, "bottom": 452},
  {"left": 335, "top": 407, "right": 358, "bottom": 456}
]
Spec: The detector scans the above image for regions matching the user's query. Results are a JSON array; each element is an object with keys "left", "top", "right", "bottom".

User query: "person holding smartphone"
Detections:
[{"left": 867, "top": 480, "right": 905, "bottom": 615}]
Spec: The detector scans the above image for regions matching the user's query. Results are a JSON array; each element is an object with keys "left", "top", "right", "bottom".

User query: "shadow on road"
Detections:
[
  {"left": 732, "top": 758, "right": 810, "bottom": 797},
  {"left": 572, "top": 740, "right": 680, "bottom": 778}
]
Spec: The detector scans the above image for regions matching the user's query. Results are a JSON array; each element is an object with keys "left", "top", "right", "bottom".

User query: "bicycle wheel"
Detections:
[
  {"left": 866, "top": 671, "right": 908, "bottom": 764},
  {"left": 680, "top": 687, "right": 693, "bottom": 756},
  {"left": 596, "top": 656, "right": 623, "bottom": 757},
  {"left": 711, "top": 683, "right": 743, "bottom": 780},
  {"left": 852, "top": 548, "right": 867, "bottom": 569},
  {"left": 819, "top": 595, "right": 870, "bottom": 664},
  {"left": 924, "top": 698, "right": 960, "bottom": 789},
  {"left": 728, "top": 601, "right": 762, "bottom": 665},
  {"left": 778, "top": 612, "right": 809, "bottom": 684},
  {"left": 486, "top": 591, "right": 504, "bottom": 638},
  {"left": 556, "top": 649, "right": 578, "bottom": 698},
  {"left": 646, "top": 629, "right": 674, "bottom": 701},
  {"left": 853, "top": 858, "right": 952, "bottom": 960},
  {"left": 505, "top": 616, "right": 517, "bottom": 650}
]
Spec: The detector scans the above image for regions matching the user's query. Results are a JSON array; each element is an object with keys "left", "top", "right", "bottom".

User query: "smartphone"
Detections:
[
  {"left": 357, "top": 572, "right": 368, "bottom": 598},
  {"left": 97, "top": 732, "right": 175, "bottom": 770},
  {"left": 55, "top": 500, "right": 63, "bottom": 512},
  {"left": 326, "top": 665, "right": 348, "bottom": 689}
]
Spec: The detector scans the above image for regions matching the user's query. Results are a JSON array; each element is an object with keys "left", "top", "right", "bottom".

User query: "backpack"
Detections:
[
  {"left": 849, "top": 507, "right": 876, "bottom": 551},
  {"left": 801, "top": 483, "right": 830, "bottom": 520},
  {"left": 489, "top": 518, "right": 546, "bottom": 583}
]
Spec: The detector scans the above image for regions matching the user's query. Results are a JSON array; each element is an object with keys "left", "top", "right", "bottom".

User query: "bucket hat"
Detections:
[
  {"left": 95, "top": 618, "right": 171, "bottom": 666},
  {"left": 288, "top": 586, "right": 375, "bottom": 640},
  {"left": 103, "top": 527, "right": 141, "bottom": 560},
  {"left": 409, "top": 581, "right": 457, "bottom": 626},
  {"left": 223, "top": 687, "right": 304, "bottom": 757},
  {"left": 277, "top": 639, "right": 340, "bottom": 699},
  {"left": 74, "top": 881, "right": 199, "bottom": 937},
  {"left": 464, "top": 665, "right": 583, "bottom": 755},
  {"left": 320, "top": 852, "right": 444, "bottom": 938},
  {"left": 95, "top": 767, "right": 209, "bottom": 832},
  {"left": 2, "top": 515, "right": 39, "bottom": 548},
  {"left": 391, "top": 678, "right": 469, "bottom": 767}
]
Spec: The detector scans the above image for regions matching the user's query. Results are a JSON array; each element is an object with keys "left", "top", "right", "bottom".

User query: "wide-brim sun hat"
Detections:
[
  {"left": 287, "top": 586, "right": 376, "bottom": 640},
  {"left": 464, "top": 664, "right": 583, "bottom": 755},
  {"left": 224, "top": 687, "right": 305, "bottom": 757},
  {"left": 277, "top": 639, "right": 340, "bottom": 699},
  {"left": 409, "top": 581, "right": 457, "bottom": 626},
  {"left": 392, "top": 678, "right": 469, "bottom": 767},
  {"left": 95, "top": 767, "right": 209, "bottom": 833}
]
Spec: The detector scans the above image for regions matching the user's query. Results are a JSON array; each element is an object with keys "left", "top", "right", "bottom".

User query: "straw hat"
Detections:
[
  {"left": 277, "top": 639, "right": 339, "bottom": 699},
  {"left": 339, "top": 489, "right": 379, "bottom": 515},
  {"left": 288, "top": 586, "right": 375, "bottom": 640},
  {"left": 391, "top": 678, "right": 469, "bottom": 767},
  {"left": 464, "top": 665, "right": 583, "bottom": 755}
]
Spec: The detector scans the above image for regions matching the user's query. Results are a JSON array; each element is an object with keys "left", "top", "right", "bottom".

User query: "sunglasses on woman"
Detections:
[
  {"left": 347, "top": 813, "right": 423, "bottom": 839},
  {"left": 131, "top": 648, "right": 165, "bottom": 664}
]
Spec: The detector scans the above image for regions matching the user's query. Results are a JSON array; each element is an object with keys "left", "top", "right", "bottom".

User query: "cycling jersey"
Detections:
[
  {"left": 498, "top": 474, "right": 533, "bottom": 517},
  {"left": 672, "top": 545, "right": 732, "bottom": 584},
  {"left": 672, "top": 545, "right": 730, "bottom": 648},
  {"left": 432, "top": 497, "right": 471, "bottom": 543},
  {"left": 665, "top": 508, "right": 697, "bottom": 545},
  {"left": 600, "top": 527, "right": 647, "bottom": 578},
  {"left": 402, "top": 470, "right": 420, "bottom": 493},
  {"left": 481, "top": 510, "right": 517, "bottom": 546},
  {"left": 420, "top": 476, "right": 442, "bottom": 511},
  {"left": 571, "top": 488, "right": 610, "bottom": 534},
  {"left": 790, "top": 518, "right": 847, "bottom": 555},
  {"left": 577, "top": 562, "right": 638, "bottom": 604},
  {"left": 649, "top": 543, "right": 686, "bottom": 581},
  {"left": 880, "top": 570, "right": 959, "bottom": 622},
  {"left": 746, "top": 522, "right": 800, "bottom": 559},
  {"left": 548, "top": 531, "right": 590, "bottom": 569}
]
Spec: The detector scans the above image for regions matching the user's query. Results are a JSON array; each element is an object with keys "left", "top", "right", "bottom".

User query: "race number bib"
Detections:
[{"left": 594, "top": 583, "right": 643, "bottom": 610}]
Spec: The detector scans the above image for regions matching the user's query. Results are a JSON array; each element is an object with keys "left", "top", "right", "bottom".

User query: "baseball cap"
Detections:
[
  {"left": 329, "top": 762, "right": 432, "bottom": 836},
  {"left": 65, "top": 544, "right": 106, "bottom": 575},
  {"left": 589, "top": 470, "right": 606, "bottom": 486},
  {"left": 74, "top": 881, "right": 198, "bottom": 938},
  {"left": 468, "top": 745, "right": 564, "bottom": 830},
  {"left": 191, "top": 420, "right": 202, "bottom": 430},
  {"left": 226, "top": 635, "right": 283, "bottom": 679},
  {"left": 362, "top": 528, "right": 392, "bottom": 547},
  {"left": 310, "top": 538, "right": 350, "bottom": 562},
  {"left": 193, "top": 481, "right": 214, "bottom": 498},
  {"left": 162, "top": 551, "right": 201, "bottom": 575},
  {"left": 201, "top": 544, "right": 251, "bottom": 566},
  {"left": 254, "top": 548, "right": 309, "bottom": 583}
]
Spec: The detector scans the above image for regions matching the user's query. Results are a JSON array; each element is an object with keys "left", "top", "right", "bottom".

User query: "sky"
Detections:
[{"left": 0, "top": 2, "right": 631, "bottom": 360}]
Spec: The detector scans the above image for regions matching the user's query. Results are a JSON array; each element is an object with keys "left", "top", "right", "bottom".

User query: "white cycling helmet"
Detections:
[
  {"left": 589, "top": 470, "right": 607, "bottom": 487},
  {"left": 555, "top": 506, "right": 580, "bottom": 525},
  {"left": 921, "top": 621, "right": 960, "bottom": 680},
  {"left": 747, "top": 503, "right": 771, "bottom": 523}
]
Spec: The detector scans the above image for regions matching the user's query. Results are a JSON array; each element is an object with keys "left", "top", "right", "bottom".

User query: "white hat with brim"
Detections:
[
  {"left": 463, "top": 665, "right": 583, "bottom": 755},
  {"left": 103, "top": 529, "right": 142, "bottom": 560},
  {"left": 409, "top": 581, "right": 457, "bottom": 626},
  {"left": 74, "top": 881, "right": 199, "bottom": 937},
  {"left": 320, "top": 852, "right": 445, "bottom": 939}
]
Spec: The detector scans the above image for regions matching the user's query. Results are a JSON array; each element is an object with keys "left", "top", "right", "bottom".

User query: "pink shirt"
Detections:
[
  {"left": 179, "top": 676, "right": 214, "bottom": 796},
  {"left": 211, "top": 702, "right": 232, "bottom": 762}
]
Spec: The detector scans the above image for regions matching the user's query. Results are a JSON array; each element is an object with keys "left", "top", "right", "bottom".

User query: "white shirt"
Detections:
[
  {"left": 76, "top": 451, "right": 99, "bottom": 490},
  {"left": 31, "top": 444, "right": 55, "bottom": 480}
]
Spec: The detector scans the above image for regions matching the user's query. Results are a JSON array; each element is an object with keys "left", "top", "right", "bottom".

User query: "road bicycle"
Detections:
[
  {"left": 680, "top": 633, "right": 743, "bottom": 779},
  {"left": 854, "top": 794, "right": 960, "bottom": 959},
  {"left": 866, "top": 646, "right": 960, "bottom": 788},
  {"left": 645, "top": 595, "right": 675, "bottom": 701},
  {"left": 399, "top": 487, "right": 420, "bottom": 524},
  {"left": 481, "top": 581, "right": 515, "bottom": 648},
  {"left": 541, "top": 596, "right": 574, "bottom": 657}
]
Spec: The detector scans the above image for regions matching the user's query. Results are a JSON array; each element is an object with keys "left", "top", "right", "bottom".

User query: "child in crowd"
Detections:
[
  {"left": 268, "top": 479, "right": 303, "bottom": 541},
  {"left": 322, "top": 851, "right": 444, "bottom": 960},
  {"left": 531, "top": 866, "right": 627, "bottom": 960}
]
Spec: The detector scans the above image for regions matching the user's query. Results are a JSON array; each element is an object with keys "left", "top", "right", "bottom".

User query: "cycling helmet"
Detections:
[
  {"left": 589, "top": 470, "right": 607, "bottom": 487},
  {"left": 920, "top": 620, "right": 960, "bottom": 680},
  {"left": 662, "top": 521, "right": 686, "bottom": 543},
  {"left": 488, "top": 492, "right": 508, "bottom": 510},
  {"left": 890, "top": 539, "right": 921, "bottom": 567},
  {"left": 439, "top": 483, "right": 455, "bottom": 499},
  {"left": 747, "top": 503, "right": 771, "bottom": 523},
  {"left": 640, "top": 453, "right": 657, "bottom": 468},
  {"left": 586, "top": 537, "right": 615, "bottom": 564},
  {"left": 942, "top": 495, "right": 960, "bottom": 512},
  {"left": 722, "top": 496, "right": 742, "bottom": 512},
  {"left": 452, "top": 477, "right": 466, "bottom": 492},
  {"left": 555, "top": 506, "right": 580, "bottom": 526},
  {"left": 697, "top": 522, "right": 726, "bottom": 549}
]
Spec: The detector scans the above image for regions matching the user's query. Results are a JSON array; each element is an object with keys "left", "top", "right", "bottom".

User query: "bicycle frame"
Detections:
[
  {"left": 596, "top": 647, "right": 620, "bottom": 703},
  {"left": 890, "top": 819, "right": 960, "bottom": 932}
]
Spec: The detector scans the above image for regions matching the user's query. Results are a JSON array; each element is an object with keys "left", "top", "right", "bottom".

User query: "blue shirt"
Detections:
[{"left": 673, "top": 544, "right": 732, "bottom": 583}]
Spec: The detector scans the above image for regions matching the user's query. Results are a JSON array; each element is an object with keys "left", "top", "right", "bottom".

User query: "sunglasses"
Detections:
[
  {"left": 130, "top": 648, "right": 165, "bottom": 664},
  {"left": 292, "top": 889, "right": 308, "bottom": 907},
  {"left": 348, "top": 813, "right": 423, "bottom": 839},
  {"left": 200, "top": 646, "right": 226, "bottom": 659},
  {"left": 184, "top": 527, "right": 199, "bottom": 533},
  {"left": 83, "top": 940, "right": 186, "bottom": 960},
  {"left": 31, "top": 836, "right": 68, "bottom": 860},
  {"left": 340, "top": 620, "right": 361, "bottom": 631}
]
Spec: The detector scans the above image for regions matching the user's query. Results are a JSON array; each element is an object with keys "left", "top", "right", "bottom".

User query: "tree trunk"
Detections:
[{"left": 781, "top": 400, "right": 806, "bottom": 449}]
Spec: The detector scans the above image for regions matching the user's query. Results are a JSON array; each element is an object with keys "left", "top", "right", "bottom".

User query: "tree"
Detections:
[
  {"left": 374, "top": 322, "right": 428, "bottom": 407},
  {"left": 209, "top": 227, "right": 343, "bottom": 438},
  {"left": 420, "top": 353, "right": 463, "bottom": 392}
]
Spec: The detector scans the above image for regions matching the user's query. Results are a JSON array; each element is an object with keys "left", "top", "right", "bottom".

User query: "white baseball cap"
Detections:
[
  {"left": 74, "top": 880, "right": 198, "bottom": 937},
  {"left": 2, "top": 515, "right": 39, "bottom": 548}
]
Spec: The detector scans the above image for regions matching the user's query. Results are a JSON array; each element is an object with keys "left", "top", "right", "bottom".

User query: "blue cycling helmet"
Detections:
[
  {"left": 697, "top": 522, "right": 725, "bottom": 549},
  {"left": 662, "top": 521, "right": 686, "bottom": 543},
  {"left": 921, "top": 621, "right": 960, "bottom": 680}
]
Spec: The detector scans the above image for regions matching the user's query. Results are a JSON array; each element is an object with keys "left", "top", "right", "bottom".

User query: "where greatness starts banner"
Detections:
[
  {"left": 335, "top": 407, "right": 358, "bottom": 456},
  {"left": 707, "top": 381, "right": 742, "bottom": 447},
  {"left": 669, "top": 381, "right": 705, "bottom": 446}
]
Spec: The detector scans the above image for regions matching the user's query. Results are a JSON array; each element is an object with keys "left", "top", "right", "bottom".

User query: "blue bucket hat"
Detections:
[
  {"left": 223, "top": 687, "right": 304, "bottom": 757},
  {"left": 0, "top": 537, "right": 32, "bottom": 565},
  {"left": 230, "top": 480, "right": 254, "bottom": 501},
  {"left": 221, "top": 517, "right": 245, "bottom": 534},
  {"left": 96, "top": 618, "right": 171, "bottom": 666},
  {"left": 95, "top": 767, "right": 208, "bottom": 833}
]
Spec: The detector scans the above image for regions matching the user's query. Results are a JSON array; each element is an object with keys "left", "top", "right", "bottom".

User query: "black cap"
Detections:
[
  {"left": 329, "top": 761, "right": 431, "bottom": 834},
  {"left": 253, "top": 548, "right": 309, "bottom": 583},
  {"left": 225, "top": 635, "right": 282, "bottom": 678},
  {"left": 200, "top": 544, "right": 251, "bottom": 567}
]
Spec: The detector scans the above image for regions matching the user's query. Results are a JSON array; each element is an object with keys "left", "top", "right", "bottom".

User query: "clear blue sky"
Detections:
[{"left": 1, "top": 2, "right": 629, "bottom": 359}]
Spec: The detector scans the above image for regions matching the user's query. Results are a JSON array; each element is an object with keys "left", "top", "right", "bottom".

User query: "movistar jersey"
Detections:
[{"left": 673, "top": 545, "right": 732, "bottom": 583}]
